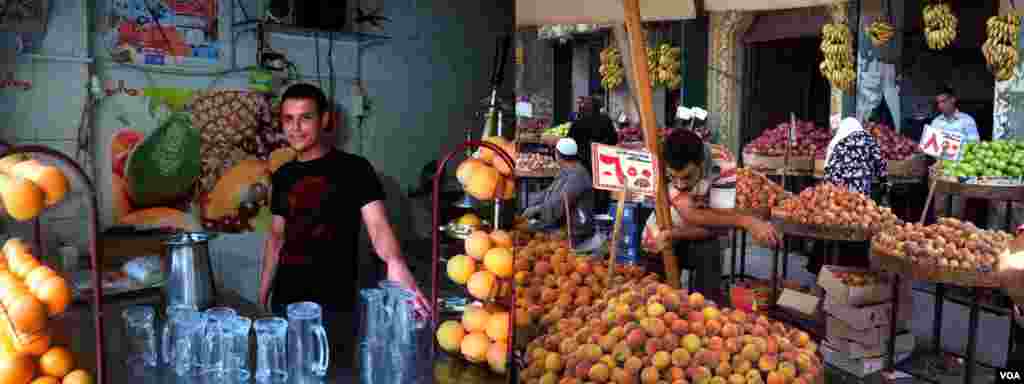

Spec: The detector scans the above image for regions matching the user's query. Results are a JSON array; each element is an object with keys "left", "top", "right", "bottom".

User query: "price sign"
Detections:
[
  {"left": 591, "top": 143, "right": 657, "bottom": 201},
  {"left": 920, "top": 123, "right": 964, "bottom": 160},
  {"left": 515, "top": 101, "right": 533, "bottom": 118}
]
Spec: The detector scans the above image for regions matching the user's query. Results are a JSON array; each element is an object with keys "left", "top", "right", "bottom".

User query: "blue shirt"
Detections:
[{"left": 934, "top": 110, "right": 980, "bottom": 144}]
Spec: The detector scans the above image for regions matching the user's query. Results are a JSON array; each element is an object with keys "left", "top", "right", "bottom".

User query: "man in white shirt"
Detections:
[{"left": 933, "top": 86, "right": 987, "bottom": 226}]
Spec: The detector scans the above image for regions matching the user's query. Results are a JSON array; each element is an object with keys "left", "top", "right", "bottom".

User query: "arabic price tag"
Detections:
[
  {"left": 590, "top": 143, "right": 656, "bottom": 202},
  {"left": 919, "top": 124, "right": 945, "bottom": 158},
  {"left": 515, "top": 101, "right": 533, "bottom": 118},
  {"left": 676, "top": 106, "right": 693, "bottom": 120},
  {"left": 691, "top": 107, "right": 708, "bottom": 120}
]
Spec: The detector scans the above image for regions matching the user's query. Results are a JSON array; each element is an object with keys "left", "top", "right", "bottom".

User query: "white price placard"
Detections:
[
  {"left": 676, "top": 106, "right": 692, "bottom": 120},
  {"left": 920, "top": 123, "right": 964, "bottom": 160},
  {"left": 515, "top": 101, "right": 533, "bottom": 118},
  {"left": 591, "top": 143, "right": 657, "bottom": 201}
]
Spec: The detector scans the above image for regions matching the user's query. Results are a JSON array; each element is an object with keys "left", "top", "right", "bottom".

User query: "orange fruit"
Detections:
[
  {"left": 463, "top": 165, "right": 501, "bottom": 200},
  {"left": 6, "top": 293, "right": 47, "bottom": 334},
  {"left": 11, "top": 259, "right": 39, "bottom": 279},
  {"left": 24, "top": 267, "right": 56, "bottom": 293},
  {"left": 464, "top": 231, "right": 492, "bottom": 261},
  {"left": 38, "top": 346, "right": 73, "bottom": 378},
  {"left": 489, "top": 230, "right": 513, "bottom": 248},
  {"left": 485, "top": 311, "right": 511, "bottom": 342},
  {"left": 461, "top": 306, "right": 491, "bottom": 333},
  {"left": 0, "top": 354, "right": 35, "bottom": 384},
  {"left": 1, "top": 239, "right": 29, "bottom": 262},
  {"left": 466, "top": 271, "right": 497, "bottom": 301},
  {"left": 14, "top": 329, "right": 50, "bottom": 357},
  {"left": 483, "top": 248, "right": 514, "bottom": 278},
  {"left": 455, "top": 159, "right": 487, "bottom": 185},
  {"left": 34, "top": 277, "right": 71, "bottom": 317},
  {"left": 29, "top": 377, "right": 58, "bottom": 384},
  {"left": 62, "top": 370, "right": 92, "bottom": 384},
  {"left": 459, "top": 332, "right": 491, "bottom": 363}
]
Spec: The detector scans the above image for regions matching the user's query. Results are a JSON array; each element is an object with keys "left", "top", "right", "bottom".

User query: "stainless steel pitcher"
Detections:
[{"left": 163, "top": 233, "right": 215, "bottom": 310}]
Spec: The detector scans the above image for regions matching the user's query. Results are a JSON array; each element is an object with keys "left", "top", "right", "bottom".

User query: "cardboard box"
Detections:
[
  {"left": 776, "top": 288, "right": 820, "bottom": 317},
  {"left": 822, "top": 345, "right": 911, "bottom": 378},
  {"left": 817, "top": 266, "right": 891, "bottom": 306},
  {"left": 829, "top": 332, "right": 915, "bottom": 360},
  {"left": 822, "top": 296, "right": 892, "bottom": 330},
  {"left": 826, "top": 316, "right": 892, "bottom": 347}
]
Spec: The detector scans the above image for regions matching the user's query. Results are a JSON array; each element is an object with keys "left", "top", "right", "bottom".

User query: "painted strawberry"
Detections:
[{"left": 628, "top": 167, "right": 637, "bottom": 177}]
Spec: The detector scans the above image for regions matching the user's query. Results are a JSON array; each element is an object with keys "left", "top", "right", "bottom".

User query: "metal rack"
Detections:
[
  {"left": 430, "top": 140, "right": 517, "bottom": 382},
  {"left": 882, "top": 179, "right": 1024, "bottom": 384},
  {"left": 0, "top": 145, "right": 105, "bottom": 384}
]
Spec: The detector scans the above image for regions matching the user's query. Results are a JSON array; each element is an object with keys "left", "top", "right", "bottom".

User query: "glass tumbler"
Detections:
[
  {"left": 172, "top": 311, "right": 207, "bottom": 377},
  {"left": 358, "top": 289, "right": 385, "bottom": 384},
  {"left": 287, "top": 302, "right": 329, "bottom": 381},
  {"left": 199, "top": 307, "right": 238, "bottom": 376},
  {"left": 161, "top": 304, "right": 197, "bottom": 365},
  {"left": 254, "top": 317, "right": 289, "bottom": 383},
  {"left": 224, "top": 315, "right": 253, "bottom": 381},
  {"left": 122, "top": 305, "right": 158, "bottom": 368}
]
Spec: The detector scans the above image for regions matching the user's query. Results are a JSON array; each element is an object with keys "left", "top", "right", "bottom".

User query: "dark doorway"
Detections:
[
  {"left": 742, "top": 37, "right": 831, "bottom": 147},
  {"left": 553, "top": 42, "right": 574, "bottom": 124}
]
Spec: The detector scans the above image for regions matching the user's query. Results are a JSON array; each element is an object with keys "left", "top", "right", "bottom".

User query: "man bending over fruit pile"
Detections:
[{"left": 642, "top": 130, "right": 779, "bottom": 303}]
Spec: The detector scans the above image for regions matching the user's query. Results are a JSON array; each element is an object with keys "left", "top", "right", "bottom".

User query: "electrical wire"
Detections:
[{"left": 314, "top": 31, "right": 322, "bottom": 89}]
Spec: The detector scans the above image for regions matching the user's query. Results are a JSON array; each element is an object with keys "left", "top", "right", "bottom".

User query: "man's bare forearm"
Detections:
[
  {"left": 260, "top": 235, "right": 282, "bottom": 291},
  {"left": 671, "top": 225, "right": 713, "bottom": 241},
  {"left": 682, "top": 208, "right": 752, "bottom": 231}
]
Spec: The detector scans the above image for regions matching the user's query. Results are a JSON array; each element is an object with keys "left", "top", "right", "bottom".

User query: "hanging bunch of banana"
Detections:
[
  {"left": 867, "top": 20, "right": 896, "bottom": 46},
  {"left": 923, "top": 1, "right": 958, "bottom": 50},
  {"left": 649, "top": 43, "right": 682, "bottom": 90},
  {"left": 599, "top": 46, "right": 625, "bottom": 90},
  {"left": 983, "top": 13, "right": 1021, "bottom": 81},
  {"left": 820, "top": 23, "right": 856, "bottom": 93}
]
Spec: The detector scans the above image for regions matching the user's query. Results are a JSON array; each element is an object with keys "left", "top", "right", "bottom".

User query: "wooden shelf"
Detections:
[{"left": 232, "top": 20, "right": 390, "bottom": 44}]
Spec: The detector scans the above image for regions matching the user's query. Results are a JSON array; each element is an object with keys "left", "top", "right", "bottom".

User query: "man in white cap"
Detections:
[{"left": 522, "top": 138, "right": 594, "bottom": 238}]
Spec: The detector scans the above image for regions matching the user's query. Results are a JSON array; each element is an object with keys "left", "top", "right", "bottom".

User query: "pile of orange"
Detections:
[
  {"left": 0, "top": 239, "right": 90, "bottom": 384},
  {"left": 456, "top": 136, "right": 517, "bottom": 201}
]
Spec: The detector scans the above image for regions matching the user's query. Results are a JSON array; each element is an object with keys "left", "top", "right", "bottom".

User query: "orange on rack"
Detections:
[
  {"left": 466, "top": 271, "right": 498, "bottom": 301},
  {"left": 0, "top": 174, "right": 45, "bottom": 222},
  {"left": 29, "top": 377, "right": 58, "bottom": 384},
  {"left": 10, "top": 259, "right": 39, "bottom": 280},
  {"left": 456, "top": 159, "right": 488, "bottom": 185},
  {"left": 24, "top": 268, "right": 56, "bottom": 293},
  {"left": 0, "top": 354, "right": 36, "bottom": 384},
  {"left": 9, "top": 160, "right": 69, "bottom": 207},
  {"left": 38, "top": 346, "right": 73, "bottom": 378},
  {"left": 489, "top": 230, "right": 513, "bottom": 249},
  {"left": 60, "top": 370, "right": 91, "bottom": 384},
  {"left": 461, "top": 306, "right": 491, "bottom": 334},
  {"left": 32, "top": 277, "right": 70, "bottom": 317},
  {"left": 13, "top": 328, "right": 50, "bottom": 357},
  {"left": 485, "top": 311, "right": 510, "bottom": 342},
  {"left": 464, "top": 231, "right": 492, "bottom": 261},
  {"left": 482, "top": 248, "right": 514, "bottom": 278},
  {"left": 5, "top": 293, "right": 47, "bottom": 335}
]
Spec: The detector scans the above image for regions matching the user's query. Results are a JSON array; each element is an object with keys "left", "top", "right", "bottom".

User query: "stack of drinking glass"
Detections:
[
  {"left": 360, "top": 280, "right": 432, "bottom": 383},
  {"left": 152, "top": 305, "right": 253, "bottom": 380}
]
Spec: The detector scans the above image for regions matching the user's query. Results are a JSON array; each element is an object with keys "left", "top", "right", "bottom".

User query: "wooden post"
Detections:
[
  {"left": 608, "top": 186, "right": 630, "bottom": 288},
  {"left": 621, "top": 0, "right": 681, "bottom": 288}
]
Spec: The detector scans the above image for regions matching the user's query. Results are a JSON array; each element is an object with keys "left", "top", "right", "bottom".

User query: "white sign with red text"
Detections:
[
  {"left": 591, "top": 143, "right": 657, "bottom": 201},
  {"left": 920, "top": 122, "right": 963, "bottom": 161}
]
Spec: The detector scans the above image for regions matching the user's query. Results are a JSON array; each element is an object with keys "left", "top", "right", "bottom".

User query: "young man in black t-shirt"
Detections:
[{"left": 261, "top": 83, "right": 429, "bottom": 372}]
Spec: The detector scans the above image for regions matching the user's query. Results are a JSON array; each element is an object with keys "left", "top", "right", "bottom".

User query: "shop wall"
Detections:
[
  {"left": 515, "top": 29, "right": 555, "bottom": 120},
  {"left": 0, "top": 0, "right": 514, "bottom": 302}
]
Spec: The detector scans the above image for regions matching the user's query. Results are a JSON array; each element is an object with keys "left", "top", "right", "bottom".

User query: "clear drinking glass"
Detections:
[
  {"left": 161, "top": 304, "right": 197, "bottom": 365},
  {"left": 199, "top": 306, "right": 236, "bottom": 376},
  {"left": 358, "top": 289, "right": 385, "bottom": 384},
  {"left": 122, "top": 305, "right": 157, "bottom": 368},
  {"left": 172, "top": 311, "right": 207, "bottom": 377},
  {"left": 223, "top": 315, "right": 252, "bottom": 381},
  {"left": 287, "top": 302, "right": 329, "bottom": 381},
  {"left": 254, "top": 317, "right": 289, "bottom": 383},
  {"left": 380, "top": 281, "right": 422, "bottom": 383}
]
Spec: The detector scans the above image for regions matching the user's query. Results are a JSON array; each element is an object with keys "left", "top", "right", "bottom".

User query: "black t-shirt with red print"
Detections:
[{"left": 270, "top": 148, "right": 386, "bottom": 268}]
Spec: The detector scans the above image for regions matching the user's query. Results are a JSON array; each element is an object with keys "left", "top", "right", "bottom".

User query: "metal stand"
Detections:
[
  {"left": 430, "top": 140, "right": 516, "bottom": 382},
  {"left": 0, "top": 145, "right": 105, "bottom": 384}
]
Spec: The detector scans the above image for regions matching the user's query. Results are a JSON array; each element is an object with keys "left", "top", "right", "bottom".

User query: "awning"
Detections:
[
  {"left": 516, "top": 0, "right": 842, "bottom": 27},
  {"left": 705, "top": 0, "right": 837, "bottom": 11},
  {"left": 516, "top": 0, "right": 697, "bottom": 27}
]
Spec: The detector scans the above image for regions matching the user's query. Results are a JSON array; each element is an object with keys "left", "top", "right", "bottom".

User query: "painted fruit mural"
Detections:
[{"left": 110, "top": 88, "right": 290, "bottom": 233}]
